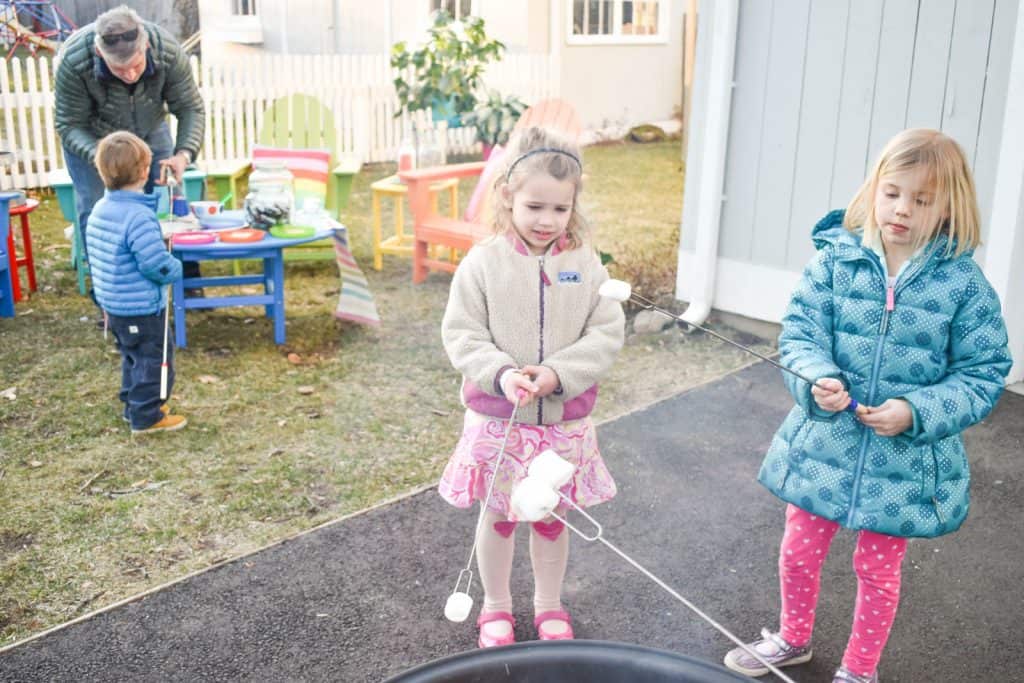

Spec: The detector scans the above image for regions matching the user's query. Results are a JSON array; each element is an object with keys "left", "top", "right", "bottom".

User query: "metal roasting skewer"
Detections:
[
  {"left": 160, "top": 238, "right": 173, "bottom": 401},
  {"left": 547, "top": 497, "right": 798, "bottom": 683},
  {"left": 619, "top": 285, "right": 866, "bottom": 416},
  {"left": 446, "top": 391, "right": 528, "bottom": 620}
]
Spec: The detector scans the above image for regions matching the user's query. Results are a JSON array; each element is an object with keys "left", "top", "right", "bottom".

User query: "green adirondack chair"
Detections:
[
  {"left": 260, "top": 95, "right": 360, "bottom": 214},
  {"left": 256, "top": 93, "right": 361, "bottom": 262}
]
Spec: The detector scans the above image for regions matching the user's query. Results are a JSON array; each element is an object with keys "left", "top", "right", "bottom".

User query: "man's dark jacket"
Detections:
[{"left": 54, "top": 21, "right": 204, "bottom": 163}]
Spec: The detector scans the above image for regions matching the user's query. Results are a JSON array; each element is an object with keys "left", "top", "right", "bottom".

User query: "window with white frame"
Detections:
[
  {"left": 569, "top": 0, "right": 666, "bottom": 44},
  {"left": 232, "top": 0, "right": 257, "bottom": 15},
  {"left": 431, "top": 0, "right": 477, "bottom": 20}
]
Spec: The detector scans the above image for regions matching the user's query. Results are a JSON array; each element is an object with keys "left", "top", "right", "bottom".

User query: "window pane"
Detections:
[
  {"left": 434, "top": 0, "right": 471, "bottom": 19},
  {"left": 573, "top": 0, "right": 585, "bottom": 33},
  {"left": 573, "top": 0, "right": 613, "bottom": 35},
  {"left": 233, "top": 0, "right": 257, "bottom": 15},
  {"left": 591, "top": 0, "right": 612, "bottom": 34},
  {"left": 622, "top": 0, "right": 659, "bottom": 35}
]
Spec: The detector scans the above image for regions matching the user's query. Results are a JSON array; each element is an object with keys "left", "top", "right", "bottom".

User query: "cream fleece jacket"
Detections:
[{"left": 442, "top": 234, "right": 625, "bottom": 425}]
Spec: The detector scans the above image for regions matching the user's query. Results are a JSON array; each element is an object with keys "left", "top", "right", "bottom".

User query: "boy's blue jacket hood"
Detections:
[{"left": 757, "top": 210, "right": 1011, "bottom": 539}]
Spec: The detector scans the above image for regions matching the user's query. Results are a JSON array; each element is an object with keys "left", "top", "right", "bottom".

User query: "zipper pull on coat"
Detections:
[{"left": 539, "top": 257, "right": 551, "bottom": 286}]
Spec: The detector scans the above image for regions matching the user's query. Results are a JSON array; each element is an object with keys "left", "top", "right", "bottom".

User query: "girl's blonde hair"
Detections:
[
  {"left": 95, "top": 131, "right": 151, "bottom": 190},
  {"left": 490, "top": 126, "right": 588, "bottom": 249},
  {"left": 844, "top": 128, "right": 980, "bottom": 256}
]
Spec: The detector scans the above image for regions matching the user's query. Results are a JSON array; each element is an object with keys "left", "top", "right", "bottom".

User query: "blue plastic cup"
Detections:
[{"left": 172, "top": 195, "right": 189, "bottom": 217}]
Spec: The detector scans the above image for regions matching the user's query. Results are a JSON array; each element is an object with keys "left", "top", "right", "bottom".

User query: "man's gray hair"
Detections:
[{"left": 93, "top": 5, "right": 147, "bottom": 65}]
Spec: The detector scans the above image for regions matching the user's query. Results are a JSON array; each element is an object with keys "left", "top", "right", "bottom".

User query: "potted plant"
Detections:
[
  {"left": 460, "top": 90, "right": 527, "bottom": 159},
  {"left": 390, "top": 10, "right": 505, "bottom": 127}
]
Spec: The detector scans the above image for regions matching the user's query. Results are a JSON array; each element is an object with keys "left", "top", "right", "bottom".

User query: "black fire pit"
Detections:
[{"left": 385, "top": 640, "right": 752, "bottom": 682}]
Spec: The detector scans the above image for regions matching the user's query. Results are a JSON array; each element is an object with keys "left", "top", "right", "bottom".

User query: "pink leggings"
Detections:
[{"left": 778, "top": 504, "right": 907, "bottom": 678}]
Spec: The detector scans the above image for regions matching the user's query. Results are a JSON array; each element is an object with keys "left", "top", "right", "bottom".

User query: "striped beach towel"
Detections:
[
  {"left": 250, "top": 147, "right": 378, "bottom": 326},
  {"left": 329, "top": 219, "right": 380, "bottom": 326}
]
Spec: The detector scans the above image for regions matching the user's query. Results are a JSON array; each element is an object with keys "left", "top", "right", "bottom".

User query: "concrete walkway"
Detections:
[{"left": 2, "top": 362, "right": 1021, "bottom": 682}]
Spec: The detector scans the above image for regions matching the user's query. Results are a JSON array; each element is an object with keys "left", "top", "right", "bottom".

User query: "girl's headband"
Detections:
[{"left": 505, "top": 147, "right": 582, "bottom": 182}]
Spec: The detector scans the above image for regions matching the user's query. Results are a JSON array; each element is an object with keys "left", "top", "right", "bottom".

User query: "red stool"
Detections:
[{"left": 7, "top": 198, "right": 38, "bottom": 302}]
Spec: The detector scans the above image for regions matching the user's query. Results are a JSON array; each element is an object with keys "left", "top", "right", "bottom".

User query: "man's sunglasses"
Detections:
[{"left": 101, "top": 28, "right": 139, "bottom": 46}]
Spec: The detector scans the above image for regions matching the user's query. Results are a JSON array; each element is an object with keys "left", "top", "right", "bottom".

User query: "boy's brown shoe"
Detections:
[{"left": 131, "top": 413, "right": 187, "bottom": 435}]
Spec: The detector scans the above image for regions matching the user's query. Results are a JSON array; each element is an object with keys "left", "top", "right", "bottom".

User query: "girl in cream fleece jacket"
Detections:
[{"left": 439, "top": 127, "right": 625, "bottom": 649}]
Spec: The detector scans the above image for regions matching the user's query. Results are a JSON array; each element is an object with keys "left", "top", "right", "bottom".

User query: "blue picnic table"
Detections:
[{"left": 171, "top": 226, "right": 334, "bottom": 347}]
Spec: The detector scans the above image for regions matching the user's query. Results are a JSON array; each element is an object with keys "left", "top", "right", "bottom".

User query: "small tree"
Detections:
[{"left": 390, "top": 11, "right": 505, "bottom": 123}]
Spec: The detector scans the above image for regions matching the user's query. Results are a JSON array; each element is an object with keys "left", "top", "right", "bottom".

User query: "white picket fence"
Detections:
[{"left": 0, "top": 53, "right": 555, "bottom": 190}]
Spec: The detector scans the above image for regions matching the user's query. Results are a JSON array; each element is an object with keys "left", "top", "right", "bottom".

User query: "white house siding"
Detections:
[
  {"left": 558, "top": 0, "right": 685, "bottom": 128},
  {"left": 333, "top": 0, "right": 392, "bottom": 53},
  {"left": 679, "top": 0, "right": 1024, "bottom": 382},
  {"left": 200, "top": 1, "right": 536, "bottom": 60},
  {"left": 199, "top": 1, "right": 684, "bottom": 126}
]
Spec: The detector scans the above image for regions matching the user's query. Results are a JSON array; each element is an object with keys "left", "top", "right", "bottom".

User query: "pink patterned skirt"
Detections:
[{"left": 438, "top": 409, "right": 617, "bottom": 517}]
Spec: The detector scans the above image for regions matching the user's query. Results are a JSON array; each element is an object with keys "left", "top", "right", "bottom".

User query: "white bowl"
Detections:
[{"left": 190, "top": 201, "right": 222, "bottom": 218}]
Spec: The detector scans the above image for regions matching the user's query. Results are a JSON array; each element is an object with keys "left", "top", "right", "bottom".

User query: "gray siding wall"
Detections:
[
  {"left": 683, "top": 0, "right": 1018, "bottom": 271},
  {"left": 58, "top": 0, "right": 196, "bottom": 40}
]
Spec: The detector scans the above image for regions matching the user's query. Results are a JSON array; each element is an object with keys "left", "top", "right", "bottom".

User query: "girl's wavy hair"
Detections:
[
  {"left": 490, "top": 126, "right": 588, "bottom": 249},
  {"left": 845, "top": 128, "right": 981, "bottom": 256}
]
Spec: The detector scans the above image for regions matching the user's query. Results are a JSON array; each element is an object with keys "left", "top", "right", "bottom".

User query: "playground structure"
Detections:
[{"left": 0, "top": 1, "right": 75, "bottom": 60}]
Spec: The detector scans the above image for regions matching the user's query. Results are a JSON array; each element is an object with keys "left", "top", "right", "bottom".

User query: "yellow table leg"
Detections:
[
  {"left": 394, "top": 195, "right": 404, "bottom": 246},
  {"left": 372, "top": 190, "right": 383, "bottom": 271}
]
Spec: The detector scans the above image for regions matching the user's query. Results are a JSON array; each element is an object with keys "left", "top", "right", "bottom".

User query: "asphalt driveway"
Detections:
[{"left": 2, "top": 361, "right": 1021, "bottom": 682}]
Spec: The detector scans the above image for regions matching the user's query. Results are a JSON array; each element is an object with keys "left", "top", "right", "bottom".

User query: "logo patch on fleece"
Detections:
[{"left": 558, "top": 271, "right": 582, "bottom": 284}]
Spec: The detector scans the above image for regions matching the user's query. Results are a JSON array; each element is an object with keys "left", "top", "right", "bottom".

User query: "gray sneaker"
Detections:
[
  {"left": 833, "top": 666, "right": 878, "bottom": 683},
  {"left": 723, "top": 628, "right": 813, "bottom": 677}
]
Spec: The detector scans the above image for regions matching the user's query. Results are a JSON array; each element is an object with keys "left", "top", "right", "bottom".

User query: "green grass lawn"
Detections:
[{"left": 0, "top": 139, "right": 773, "bottom": 644}]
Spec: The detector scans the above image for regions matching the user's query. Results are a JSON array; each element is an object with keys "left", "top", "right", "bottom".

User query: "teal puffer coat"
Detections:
[
  {"left": 758, "top": 210, "right": 1011, "bottom": 538},
  {"left": 54, "top": 21, "right": 204, "bottom": 163}
]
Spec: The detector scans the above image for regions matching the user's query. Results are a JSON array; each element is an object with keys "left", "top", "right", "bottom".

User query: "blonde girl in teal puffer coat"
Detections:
[{"left": 724, "top": 129, "right": 1011, "bottom": 683}]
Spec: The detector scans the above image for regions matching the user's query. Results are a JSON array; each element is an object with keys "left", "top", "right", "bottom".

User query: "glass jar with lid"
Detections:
[{"left": 244, "top": 161, "right": 294, "bottom": 230}]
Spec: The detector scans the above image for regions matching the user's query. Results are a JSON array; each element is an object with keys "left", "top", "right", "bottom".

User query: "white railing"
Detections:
[{"left": 0, "top": 53, "right": 555, "bottom": 190}]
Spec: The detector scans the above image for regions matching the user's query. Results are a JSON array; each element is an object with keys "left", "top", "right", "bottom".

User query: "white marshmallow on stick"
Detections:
[
  {"left": 510, "top": 476, "right": 560, "bottom": 522},
  {"left": 598, "top": 278, "right": 632, "bottom": 302},
  {"left": 444, "top": 591, "right": 474, "bottom": 623},
  {"left": 528, "top": 449, "right": 575, "bottom": 489}
]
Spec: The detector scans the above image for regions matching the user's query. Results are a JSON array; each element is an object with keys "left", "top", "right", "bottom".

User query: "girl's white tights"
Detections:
[
  {"left": 478, "top": 510, "right": 516, "bottom": 616},
  {"left": 477, "top": 510, "right": 570, "bottom": 638},
  {"left": 530, "top": 516, "right": 570, "bottom": 635}
]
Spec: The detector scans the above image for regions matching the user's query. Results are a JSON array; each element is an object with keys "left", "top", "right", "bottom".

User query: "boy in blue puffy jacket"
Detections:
[{"left": 86, "top": 131, "right": 187, "bottom": 434}]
